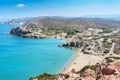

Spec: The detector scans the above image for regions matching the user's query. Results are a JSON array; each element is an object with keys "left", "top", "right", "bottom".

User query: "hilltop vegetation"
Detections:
[{"left": 22, "top": 17, "right": 120, "bottom": 29}]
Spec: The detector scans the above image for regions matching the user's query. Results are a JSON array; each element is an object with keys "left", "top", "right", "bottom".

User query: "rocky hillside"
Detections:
[
  {"left": 10, "top": 17, "right": 120, "bottom": 38},
  {"left": 30, "top": 57, "right": 120, "bottom": 80},
  {"left": 4, "top": 17, "right": 34, "bottom": 24}
]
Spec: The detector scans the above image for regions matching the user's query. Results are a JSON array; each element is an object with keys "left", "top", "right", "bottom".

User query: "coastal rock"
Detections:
[
  {"left": 100, "top": 59, "right": 120, "bottom": 75},
  {"left": 59, "top": 41, "right": 83, "bottom": 48},
  {"left": 10, "top": 27, "right": 47, "bottom": 38},
  {"left": 79, "top": 58, "right": 120, "bottom": 80},
  {"left": 10, "top": 27, "right": 32, "bottom": 36},
  {"left": 81, "top": 69, "right": 96, "bottom": 78}
]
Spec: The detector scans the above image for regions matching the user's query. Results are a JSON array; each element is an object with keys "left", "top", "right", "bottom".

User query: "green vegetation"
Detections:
[
  {"left": 103, "top": 49, "right": 109, "bottom": 54},
  {"left": 103, "top": 29, "right": 112, "bottom": 33},
  {"left": 99, "top": 29, "right": 112, "bottom": 34},
  {"left": 105, "top": 56, "right": 120, "bottom": 60},
  {"left": 75, "top": 35, "right": 82, "bottom": 39},
  {"left": 29, "top": 73, "right": 57, "bottom": 80},
  {"left": 107, "top": 42, "right": 112, "bottom": 44},
  {"left": 63, "top": 27, "right": 77, "bottom": 35},
  {"left": 41, "top": 29, "right": 63, "bottom": 36},
  {"left": 41, "top": 27, "right": 78, "bottom": 36},
  {"left": 65, "top": 35, "right": 72, "bottom": 38},
  {"left": 78, "top": 65, "right": 97, "bottom": 73},
  {"left": 102, "top": 36, "right": 110, "bottom": 43}
]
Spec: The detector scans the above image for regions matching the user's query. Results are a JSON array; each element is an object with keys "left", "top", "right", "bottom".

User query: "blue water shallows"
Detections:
[{"left": 0, "top": 24, "right": 75, "bottom": 80}]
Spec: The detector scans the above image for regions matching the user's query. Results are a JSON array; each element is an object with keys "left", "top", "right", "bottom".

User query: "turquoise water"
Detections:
[{"left": 0, "top": 24, "right": 75, "bottom": 80}]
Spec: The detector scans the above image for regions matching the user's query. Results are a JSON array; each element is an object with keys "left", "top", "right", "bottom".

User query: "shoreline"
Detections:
[
  {"left": 61, "top": 48, "right": 104, "bottom": 74},
  {"left": 57, "top": 49, "right": 76, "bottom": 73}
]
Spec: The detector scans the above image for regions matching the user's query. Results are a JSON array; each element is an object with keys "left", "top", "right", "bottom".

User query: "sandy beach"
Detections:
[{"left": 62, "top": 48, "right": 104, "bottom": 74}]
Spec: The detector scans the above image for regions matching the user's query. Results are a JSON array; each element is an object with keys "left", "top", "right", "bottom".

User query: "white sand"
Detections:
[{"left": 62, "top": 49, "right": 103, "bottom": 74}]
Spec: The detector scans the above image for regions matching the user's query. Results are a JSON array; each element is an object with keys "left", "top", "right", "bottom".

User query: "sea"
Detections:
[{"left": 0, "top": 23, "right": 75, "bottom": 80}]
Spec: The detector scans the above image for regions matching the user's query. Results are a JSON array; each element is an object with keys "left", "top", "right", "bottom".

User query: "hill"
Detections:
[{"left": 10, "top": 17, "right": 120, "bottom": 38}]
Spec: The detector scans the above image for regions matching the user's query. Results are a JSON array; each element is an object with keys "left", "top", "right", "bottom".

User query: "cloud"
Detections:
[{"left": 16, "top": 4, "right": 27, "bottom": 8}]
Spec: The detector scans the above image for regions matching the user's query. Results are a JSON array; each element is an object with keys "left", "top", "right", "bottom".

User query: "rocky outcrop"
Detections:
[
  {"left": 30, "top": 57, "right": 120, "bottom": 80},
  {"left": 95, "top": 58, "right": 120, "bottom": 80},
  {"left": 101, "top": 59, "right": 120, "bottom": 75},
  {"left": 10, "top": 27, "right": 47, "bottom": 38},
  {"left": 80, "top": 69, "right": 96, "bottom": 79},
  {"left": 10, "top": 27, "right": 31, "bottom": 36},
  {"left": 79, "top": 57, "right": 120, "bottom": 80},
  {"left": 59, "top": 41, "right": 84, "bottom": 48}
]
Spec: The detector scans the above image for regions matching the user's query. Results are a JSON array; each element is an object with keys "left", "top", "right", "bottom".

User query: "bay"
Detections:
[{"left": 0, "top": 24, "right": 75, "bottom": 80}]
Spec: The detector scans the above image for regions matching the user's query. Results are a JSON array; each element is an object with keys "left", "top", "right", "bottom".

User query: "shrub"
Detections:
[
  {"left": 105, "top": 56, "right": 120, "bottom": 60},
  {"left": 78, "top": 65, "right": 97, "bottom": 73},
  {"left": 103, "top": 49, "right": 109, "bottom": 54},
  {"left": 63, "top": 27, "right": 77, "bottom": 35},
  {"left": 30, "top": 73, "right": 57, "bottom": 80}
]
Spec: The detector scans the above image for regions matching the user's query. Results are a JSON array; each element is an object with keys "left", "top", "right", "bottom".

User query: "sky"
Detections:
[{"left": 0, "top": 0, "right": 120, "bottom": 19}]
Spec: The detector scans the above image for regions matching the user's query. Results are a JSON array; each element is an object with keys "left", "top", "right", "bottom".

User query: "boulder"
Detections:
[
  {"left": 81, "top": 69, "right": 96, "bottom": 78},
  {"left": 10, "top": 27, "right": 32, "bottom": 36},
  {"left": 98, "top": 58, "right": 120, "bottom": 76}
]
